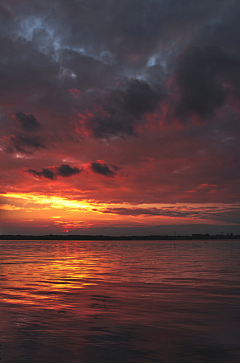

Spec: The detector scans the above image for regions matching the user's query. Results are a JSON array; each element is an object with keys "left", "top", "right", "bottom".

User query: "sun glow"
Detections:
[
  {"left": 1, "top": 192, "right": 238, "bottom": 234},
  {"left": 0, "top": 192, "right": 92, "bottom": 210}
]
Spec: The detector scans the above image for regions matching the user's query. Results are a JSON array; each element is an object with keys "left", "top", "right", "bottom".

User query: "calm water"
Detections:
[{"left": 0, "top": 239, "right": 240, "bottom": 363}]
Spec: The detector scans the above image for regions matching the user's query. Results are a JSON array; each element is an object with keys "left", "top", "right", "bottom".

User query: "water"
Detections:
[{"left": 0, "top": 239, "right": 240, "bottom": 363}]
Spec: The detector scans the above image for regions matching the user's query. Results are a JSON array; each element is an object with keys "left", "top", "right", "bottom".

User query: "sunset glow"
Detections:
[
  {"left": 1, "top": 2, "right": 240, "bottom": 362},
  {"left": 1, "top": 190, "right": 240, "bottom": 234},
  {"left": 0, "top": 0, "right": 240, "bottom": 236}
]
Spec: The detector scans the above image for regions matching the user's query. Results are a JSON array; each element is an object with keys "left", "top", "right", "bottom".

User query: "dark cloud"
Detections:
[
  {"left": 57, "top": 0, "right": 227, "bottom": 65},
  {"left": 61, "top": 49, "right": 112, "bottom": 91},
  {"left": 123, "top": 79, "right": 162, "bottom": 116},
  {"left": 15, "top": 112, "right": 41, "bottom": 132},
  {"left": 111, "top": 164, "right": 121, "bottom": 171},
  {"left": 0, "top": 0, "right": 235, "bottom": 138},
  {"left": 90, "top": 161, "right": 116, "bottom": 177},
  {"left": 102, "top": 206, "right": 240, "bottom": 224},
  {"left": 102, "top": 207, "right": 194, "bottom": 217},
  {"left": 84, "top": 79, "right": 163, "bottom": 138},
  {"left": 4, "top": 134, "right": 46, "bottom": 154},
  {"left": 27, "top": 168, "right": 56, "bottom": 180},
  {"left": 198, "top": 5, "right": 240, "bottom": 55},
  {"left": 26, "top": 162, "right": 116, "bottom": 180},
  {"left": 56, "top": 164, "right": 81, "bottom": 177},
  {"left": 26, "top": 164, "right": 81, "bottom": 180},
  {"left": 0, "top": 35, "right": 60, "bottom": 103},
  {"left": 176, "top": 46, "right": 240, "bottom": 117},
  {"left": 87, "top": 106, "right": 135, "bottom": 139}
]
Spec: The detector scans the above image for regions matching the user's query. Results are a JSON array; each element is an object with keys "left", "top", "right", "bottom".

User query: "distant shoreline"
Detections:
[{"left": 1, "top": 234, "right": 240, "bottom": 241}]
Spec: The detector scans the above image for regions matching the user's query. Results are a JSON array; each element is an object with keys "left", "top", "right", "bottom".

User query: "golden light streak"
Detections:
[
  {"left": 0, "top": 204, "right": 22, "bottom": 211},
  {"left": 3, "top": 192, "right": 238, "bottom": 212},
  {"left": 1, "top": 192, "right": 239, "bottom": 232},
  {"left": 0, "top": 192, "right": 92, "bottom": 210}
]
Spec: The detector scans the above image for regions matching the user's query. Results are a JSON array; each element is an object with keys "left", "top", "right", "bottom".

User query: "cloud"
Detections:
[
  {"left": 123, "top": 79, "right": 162, "bottom": 116},
  {"left": 0, "top": 34, "right": 60, "bottom": 105},
  {"left": 102, "top": 207, "right": 194, "bottom": 217},
  {"left": 80, "top": 79, "right": 163, "bottom": 138},
  {"left": 176, "top": 46, "right": 240, "bottom": 117},
  {"left": 25, "top": 161, "right": 117, "bottom": 180},
  {"left": 111, "top": 164, "right": 121, "bottom": 171},
  {"left": 102, "top": 205, "right": 240, "bottom": 224},
  {"left": 15, "top": 112, "right": 41, "bottom": 132},
  {"left": 90, "top": 160, "right": 116, "bottom": 177},
  {"left": 3, "top": 134, "right": 46, "bottom": 154},
  {"left": 85, "top": 104, "right": 135, "bottom": 138},
  {"left": 199, "top": 5, "right": 240, "bottom": 55},
  {"left": 27, "top": 168, "right": 56, "bottom": 180},
  {"left": 56, "top": 164, "right": 81, "bottom": 177},
  {"left": 26, "top": 164, "right": 81, "bottom": 180}
]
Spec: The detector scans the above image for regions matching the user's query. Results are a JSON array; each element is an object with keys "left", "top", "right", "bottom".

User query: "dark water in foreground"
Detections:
[{"left": 0, "top": 240, "right": 240, "bottom": 363}]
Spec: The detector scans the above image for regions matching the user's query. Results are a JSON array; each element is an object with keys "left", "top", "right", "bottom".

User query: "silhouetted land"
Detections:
[{"left": 0, "top": 234, "right": 240, "bottom": 240}]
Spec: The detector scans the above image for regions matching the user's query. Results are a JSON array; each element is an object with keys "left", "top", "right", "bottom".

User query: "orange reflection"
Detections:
[{"left": 0, "top": 241, "right": 111, "bottom": 310}]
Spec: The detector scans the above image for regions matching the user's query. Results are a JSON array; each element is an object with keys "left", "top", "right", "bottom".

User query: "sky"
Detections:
[{"left": 0, "top": 0, "right": 240, "bottom": 236}]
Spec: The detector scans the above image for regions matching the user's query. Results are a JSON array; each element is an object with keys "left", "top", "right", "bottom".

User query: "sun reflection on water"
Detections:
[{"left": 0, "top": 241, "right": 109, "bottom": 309}]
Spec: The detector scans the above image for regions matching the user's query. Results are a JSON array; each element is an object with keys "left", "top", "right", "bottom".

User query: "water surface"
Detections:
[{"left": 0, "top": 239, "right": 240, "bottom": 362}]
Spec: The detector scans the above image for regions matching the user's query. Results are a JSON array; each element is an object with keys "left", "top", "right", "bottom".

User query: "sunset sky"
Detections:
[{"left": 1, "top": 0, "right": 240, "bottom": 235}]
